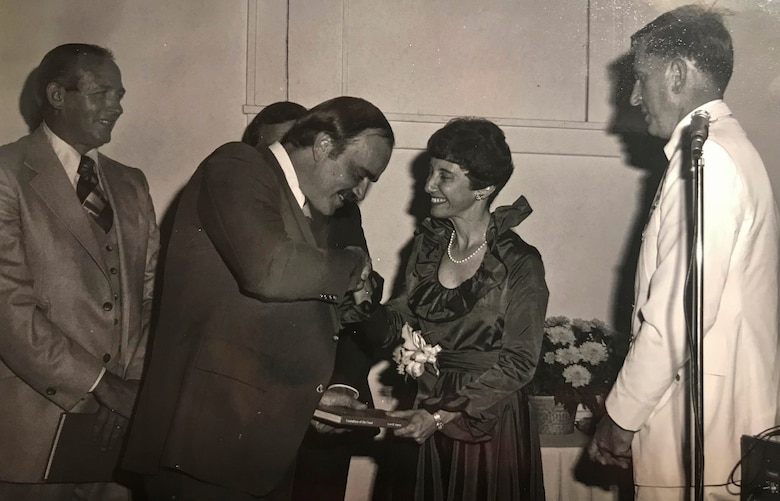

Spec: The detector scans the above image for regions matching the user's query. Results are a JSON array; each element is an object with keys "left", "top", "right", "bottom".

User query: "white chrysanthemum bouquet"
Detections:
[
  {"left": 528, "top": 316, "right": 630, "bottom": 414},
  {"left": 392, "top": 323, "right": 441, "bottom": 379}
]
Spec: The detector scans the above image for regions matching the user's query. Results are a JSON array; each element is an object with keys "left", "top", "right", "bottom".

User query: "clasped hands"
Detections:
[
  {"left": 586, "top": 413, "right": 634, "bottom": 469},
  {"left": 345, "top": 246, "right": 374, "bottom": 305}
]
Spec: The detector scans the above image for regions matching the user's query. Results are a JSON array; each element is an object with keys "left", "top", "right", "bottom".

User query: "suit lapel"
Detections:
[
  {"left": 99, "top": 154, "right": 134, "bottom": 256},
  {"left": 258, "top": 147, "right": 318, "bottom": 248},
  {"left": 25, "top": 128, "right": 107, "bottom": 275},
  {"left": 259, "top": 147, "right": 341, "bottom": 328}
]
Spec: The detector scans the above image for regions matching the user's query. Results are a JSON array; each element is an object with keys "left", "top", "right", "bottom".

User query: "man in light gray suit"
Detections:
[{"left": 0, "top": 43, "right": 159, "bottom": 500}]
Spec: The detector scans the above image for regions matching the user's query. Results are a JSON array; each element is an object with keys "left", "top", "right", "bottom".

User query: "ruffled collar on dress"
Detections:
[{"left": 406, "top": 196, "right": 533, "bottom": 322}]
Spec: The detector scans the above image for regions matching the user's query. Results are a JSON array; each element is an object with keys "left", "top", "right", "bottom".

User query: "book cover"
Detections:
[
  {"left": 313, "top": 405, "right": 408, "bottom": 429},
  {"left": 44, "top": 412, "right": 123, "bottom": 483}
]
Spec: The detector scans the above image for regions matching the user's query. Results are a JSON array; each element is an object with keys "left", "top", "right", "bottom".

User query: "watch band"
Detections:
[{"left": 432, "top": 411, "right": 444, "bottom": 431}]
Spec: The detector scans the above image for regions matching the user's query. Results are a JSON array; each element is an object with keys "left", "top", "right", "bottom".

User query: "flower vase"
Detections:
[{"left": 529, "top": 395, "right": 575, "bottom": 435}]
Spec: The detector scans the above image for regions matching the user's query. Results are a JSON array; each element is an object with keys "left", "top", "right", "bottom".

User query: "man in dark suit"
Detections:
[
  {"left": 0, "top": 44, "right": 159, "bottom": 501},
  {"left": 122, "top": 96, "right": 394, "bottom": 501},
  {"left": 241, "top": 101, "right": 381, "bottom": 500},
  {"left": 291, "top": 201, "right": 383, "bottom": 501}
]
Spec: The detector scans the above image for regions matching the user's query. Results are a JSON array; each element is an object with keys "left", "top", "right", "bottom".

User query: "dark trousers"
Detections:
[
  {"left": 144, "top": 467, "right": 294, "bottom": 501},
  {"left": 292, "top": 426, "right": 378, "bottom": 501}
]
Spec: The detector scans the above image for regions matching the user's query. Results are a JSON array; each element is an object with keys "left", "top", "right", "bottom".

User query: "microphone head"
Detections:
[
  {"left": 690, "top": 110, "right": 710, "bottom": 140},
  {"left": 690, "top": 110, "right": 710, "bottom": 157}
]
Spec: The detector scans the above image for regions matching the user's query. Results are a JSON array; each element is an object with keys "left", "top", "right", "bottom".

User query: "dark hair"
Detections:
[
  {"left": 241, "top": 101, "right": 307, "bottom": 146},
  {"left": 631, "top": 4, "right": 733, "bottom": 92},
  {"left": 283, "top": 96, "right": 394, "bottom": 158},
  {"left": 427, "top": 118, "right": 513, "bottom": 203},
  {"left": 37, "top": 44, "right": 114, "bottom": 107}
]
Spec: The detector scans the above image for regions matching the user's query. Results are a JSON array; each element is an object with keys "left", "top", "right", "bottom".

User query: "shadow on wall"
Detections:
[{"left": 604, "top": 52, "right": 667, "bottom": 340}]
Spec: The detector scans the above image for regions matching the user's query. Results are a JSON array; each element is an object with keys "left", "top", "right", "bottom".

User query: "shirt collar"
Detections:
[
  {"left": 268, "top": 141, "right": 306, "bottom": 210},
  {"left": 664, "top": 99, "right": 731, "bottom": 159},
  {"left": 42, "top": 121, "right": 99, "bottom": 187}
]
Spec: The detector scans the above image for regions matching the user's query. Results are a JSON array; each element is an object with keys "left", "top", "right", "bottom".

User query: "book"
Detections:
[
  {"left": 313, "top": 405, "right": 409, "bottom": 429},
  {"left": 44, "top": 412, "right": 123, "bottom": 483}
]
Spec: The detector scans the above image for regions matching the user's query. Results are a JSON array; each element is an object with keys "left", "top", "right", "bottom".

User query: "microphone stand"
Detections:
[{"left": 688, "top": 111, "right": 708, "bottom": 501}]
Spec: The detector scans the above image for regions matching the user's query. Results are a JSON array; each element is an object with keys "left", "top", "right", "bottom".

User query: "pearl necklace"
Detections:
[{"left": 447, "top": 231, "right": 487, "bottom": 264}]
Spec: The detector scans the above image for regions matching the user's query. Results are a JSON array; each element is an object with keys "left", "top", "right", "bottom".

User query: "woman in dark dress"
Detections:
[{"left": 369, "top": 118, "right": 548, "bottom": 501}]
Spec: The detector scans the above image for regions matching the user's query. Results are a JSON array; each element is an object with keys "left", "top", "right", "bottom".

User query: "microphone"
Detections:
[{"left": 690, "top": 110, "right": 710, "bottom": 158}]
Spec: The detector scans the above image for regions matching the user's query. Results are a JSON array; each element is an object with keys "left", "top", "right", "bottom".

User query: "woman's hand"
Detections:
[{"left": 388, "top": 409, "right": 458, "bottom": 443}]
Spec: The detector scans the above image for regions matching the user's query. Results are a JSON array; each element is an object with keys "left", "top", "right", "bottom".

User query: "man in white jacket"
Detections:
[{"left": 588, "top": 5, "right": 780, "bottom": 501}]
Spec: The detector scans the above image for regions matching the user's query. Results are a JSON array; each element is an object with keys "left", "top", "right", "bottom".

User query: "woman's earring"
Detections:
[{"left": 475, "top": 193, "right": 486, "bottom": 201}]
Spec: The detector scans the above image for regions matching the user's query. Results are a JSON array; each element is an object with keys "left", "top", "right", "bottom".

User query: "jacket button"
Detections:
[
  {"left": 46, "top": 387, "right": 56, "bottom": 395},
  {"left": 675, "top": 374, "right": 681, "bottom": 381},
  {"left": 106, "top": 245, "right": 113, "bottom": 251},
  {"left": 332, "top": 335, "right": 339, "bottom": 342},
  {"left": 103, "top": 302, "right": 113, "bottom": 311},
  {"left": 316, "top": 384, "right": 324, "bottom": 393},
  {"left": 110, "top": 267, "right": 118, "bottom": 274},
  {"left": 103, "top": 354, "right": 111, "bottom": 363},
  {"left": 113, "top": 319, "right": 119, "bottom": 325}
]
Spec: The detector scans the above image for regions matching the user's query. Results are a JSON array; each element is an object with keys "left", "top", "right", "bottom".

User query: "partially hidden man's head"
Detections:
[
  {"left": 284, "top": 96, "right": 395, "bottom": 216},
  {"left": 629, "top": 4, "right": 733, "bottom": 139},
  {"left": 38, "top": 43, "right": 125, "bottom": 154},
  {"left": 242, "top": 101, "right": 307, "bottom": 148}
]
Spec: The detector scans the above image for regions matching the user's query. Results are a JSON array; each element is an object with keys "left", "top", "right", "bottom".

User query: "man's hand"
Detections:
[
  {"left": 93, "top": 405, "right": 128, "bottom": 451},
  {"left": 587, "top": 413, "right": 634, "bottom": 469},
  {"left": 344, "top": 246, "right": 372, "bottom": 292},
  {"left": 91, "top": 372, "right": 139, "bottom": 418},
  {"left": 351, "top": 280, "right": 374, "bottom": 305},
  {"left": 311, "top": 386, "right": 367, "bottom": 434},
  {"left": 91, "top": 374, "right": 140, "bottom": 451}
]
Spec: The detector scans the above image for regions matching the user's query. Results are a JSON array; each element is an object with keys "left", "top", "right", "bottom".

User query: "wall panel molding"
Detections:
[{"left": 245, "top": 0, "right": 626, "bottom": 157}]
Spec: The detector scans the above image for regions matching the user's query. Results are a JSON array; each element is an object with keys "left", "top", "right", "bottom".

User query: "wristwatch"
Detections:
[{"left": 432, "top": 411, "right": 444, "bottom": 431}]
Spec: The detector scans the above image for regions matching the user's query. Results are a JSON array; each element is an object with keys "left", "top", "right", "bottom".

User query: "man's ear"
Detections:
[
  {"left": 45, "top": 82, "right": 66, "bottom": 110},
  {"left": 313, "top": 131, "right": 334, "bottom": 162},
  {"left": 668, "top": 58, "right": 687, "bottom": 94}
]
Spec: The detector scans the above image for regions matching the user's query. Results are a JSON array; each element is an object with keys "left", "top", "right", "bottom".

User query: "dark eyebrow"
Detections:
[{"left": 355, "top": 165, "right": 379, "bottom": 183}]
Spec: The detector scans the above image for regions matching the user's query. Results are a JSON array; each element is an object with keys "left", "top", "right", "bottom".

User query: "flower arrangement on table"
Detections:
[
  {"left": 393, "top": 323, "right": 441, "bottom": 379},
  {"left": 528, "top": 316, "right": 630, "bottom": 415}
]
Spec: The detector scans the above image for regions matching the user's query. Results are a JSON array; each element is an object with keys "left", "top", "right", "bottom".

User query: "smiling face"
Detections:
[
  {"left": 48, "top": 55, "right": 125, "bottom": 153},
  {"left": 303, "top": 130, "right": 392, "bottom": 216},
  {"left": 629, "top": 48, "right": 679, "bottom": 139},
  {"left": 425, "top": 157, "right": 481, "bottom": 219}
]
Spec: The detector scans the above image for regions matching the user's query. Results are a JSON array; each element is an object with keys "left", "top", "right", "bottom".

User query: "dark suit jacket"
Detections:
[
  {"left": 0, "top": 126, "right": 159, "bottom": 481},
  {"left": 122, "top": 142, "right": 365, "bottom": 496}
]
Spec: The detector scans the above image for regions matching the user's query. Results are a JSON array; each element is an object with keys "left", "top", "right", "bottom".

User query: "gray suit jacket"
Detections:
[{"left": 0, "top": 126, "right": 159, "bottom": 481}]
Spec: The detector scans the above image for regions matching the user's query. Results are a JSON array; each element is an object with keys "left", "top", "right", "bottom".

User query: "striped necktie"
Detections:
[{"left": 77, "top": 155, "right": 113, "bottom": 232}]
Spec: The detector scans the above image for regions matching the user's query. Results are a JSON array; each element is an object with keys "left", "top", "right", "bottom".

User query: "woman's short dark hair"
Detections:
[
  {"left": 283, "top": 96, "right": 394, "bottom": 158},
  {"left": 427, "top": 117, "right": 513, "bottom": 202},
  {"left": 37, "top": 44, "right": 114, "bottom": 106},
  {"left": 631, "top": 4, "right": 733, "bottom": 93}
]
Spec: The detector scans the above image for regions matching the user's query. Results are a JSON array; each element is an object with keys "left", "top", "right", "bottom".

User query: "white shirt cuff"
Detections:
[
  {"left": 327, "top": 384, "right": 360, "bottom": 399},
  {"left": 88, "top": 367, "right": 107, "bottom": 393}
]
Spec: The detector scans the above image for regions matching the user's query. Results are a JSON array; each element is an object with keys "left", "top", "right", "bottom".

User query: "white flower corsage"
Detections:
[{"left": 392, "top": 322, "right": 442, "bottom": 378}]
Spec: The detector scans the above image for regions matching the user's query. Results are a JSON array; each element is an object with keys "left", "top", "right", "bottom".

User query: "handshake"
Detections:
[{"left": 345, "top": 246, "right": 376, "bottom": 305}]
